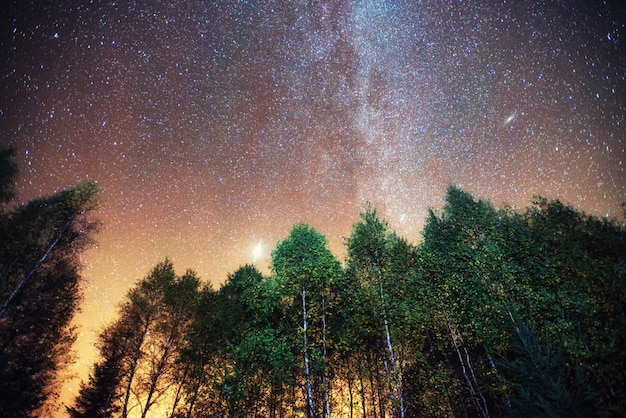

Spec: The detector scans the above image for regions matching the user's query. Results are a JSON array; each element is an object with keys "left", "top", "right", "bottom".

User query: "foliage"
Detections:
[
  {"left": 497, "top": 313, "right": 594, "bottom": 417},
  {"left": 69, "top": 259, "right": 200, "bottom": 418},
  {"left": 271, "top": 223, "right": 341, "bottom": 418},
  {"left": 0, "top": 160, "right": 99, "bottom": 417},
  {"left": 344, "top": 207, "right": 417, "bottom": 418},
  {"left": 66, "top": 186, "right": 625, "bottom": 417},
  {"left": 418, "top": 186, "right": 625, "bottom": 417},
  {"left": 0, "top": 146, "right": 18, "bottom": 205}
]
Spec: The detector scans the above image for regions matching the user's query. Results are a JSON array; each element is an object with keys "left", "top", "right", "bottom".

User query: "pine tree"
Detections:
[{"left": 498, "top": 313, "right": 594, "bottom": 417}]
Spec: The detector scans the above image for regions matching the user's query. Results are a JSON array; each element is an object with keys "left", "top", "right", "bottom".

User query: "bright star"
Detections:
[{"left": 252, "top": 239, "right": 263, "bottom": 263}]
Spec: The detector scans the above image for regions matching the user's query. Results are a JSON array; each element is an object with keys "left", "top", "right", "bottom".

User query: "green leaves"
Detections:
[
  {"left": 417, "top": 186, "right": 626, "bottom": 416},
  {"left": 497, "top": 315, "right": 594, "bottom": 418},
  {"left": 272, "top": 223, "right": 340, "bottom": 291},
  {"left": 64, "top": 185, "right": 624, "bottom": 417}
]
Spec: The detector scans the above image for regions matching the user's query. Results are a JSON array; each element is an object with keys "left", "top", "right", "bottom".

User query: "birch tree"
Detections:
[
  {"left": 0, "top": 179, "right": 98, "bottom": 417},
  {"left": 345, "top": 207, "right": 407, "bottom": 418},
  {"left": 272, "top": 224, "right": 341, "bottom": 418},
  {"left": 70, "top": 259, "right": 199, "bottom": 418}
]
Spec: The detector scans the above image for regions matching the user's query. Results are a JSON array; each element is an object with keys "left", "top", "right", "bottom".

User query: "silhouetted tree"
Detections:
[
  {"left": 0, "top": 147, "right": 18, "bottom": 205},
  {"left": 70, "top": 259, "right": 200, "bottom": 418},
  {"left": 67, "top": 321, "right": 132, "bottom": 417},
  {"left": 0, "top": 178, "right": 99, "bottom": 417}
]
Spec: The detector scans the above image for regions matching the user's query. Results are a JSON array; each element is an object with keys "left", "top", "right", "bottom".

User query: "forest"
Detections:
[{"left": 1, "top": 145, "right": 625, "bottom": 418}]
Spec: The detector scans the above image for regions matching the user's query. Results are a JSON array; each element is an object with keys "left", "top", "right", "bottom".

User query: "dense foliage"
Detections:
[
  {"left": 2, "top": 145, "right": 622, "bottom": 418},
  {"left": 70, "top": 186, "right": 625, "bottom": 417},
  {"left": 0, "top": 148, "right": 100, "bottom": 417}
]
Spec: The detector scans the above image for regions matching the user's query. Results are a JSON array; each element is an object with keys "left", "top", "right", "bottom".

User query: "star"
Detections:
[
  {"left": 252, "top": 239, "right": 263, "bottom": 264},
  {"left": 1, "top": 1, "right": 624, "bottom": 414}
]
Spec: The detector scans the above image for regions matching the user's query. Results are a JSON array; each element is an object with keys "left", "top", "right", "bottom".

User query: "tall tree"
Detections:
[
  {"left": 522, "top": 197, "right": 626, "bottom": 414},
  {"left": 419, "top": 187, "right": 521, "bottom": 417},
  {"left": 272, "top": 223, "right": 341, "bottom": 418},
  {"left": 215, "top": 265, "right": 268, "bottom": 417},
  {"left": 419, "top": 186, "right": 626, "bottom": 416},
  {"left": 345, "top": 207, "right": 408, "bottom": 418},
  {"left": 137, "top": 267, "right": 200, "bottom": 418},
  {"left": 0, "top": 181, "right": 99, "bottom": 417},
  {"left": 171, "top": 283, "right": 226, "bottom": 417},
  {"left": 69, "top": 259, "right": 200, "bottom": 418},
  {"left": 67, "top": 319, "right": 136, "bottom": 417}
]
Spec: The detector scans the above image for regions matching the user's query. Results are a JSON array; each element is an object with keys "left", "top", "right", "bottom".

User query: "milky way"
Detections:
[{"left": 1, "top": 0, "right": 625, "bottom": 409}]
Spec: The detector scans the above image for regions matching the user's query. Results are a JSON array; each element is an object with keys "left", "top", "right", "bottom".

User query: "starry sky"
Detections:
[{"left": 1, "top": 0, "right": 625, "bottom": 410}]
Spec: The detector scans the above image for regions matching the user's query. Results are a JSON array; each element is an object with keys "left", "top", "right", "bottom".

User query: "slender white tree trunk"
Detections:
[
  {"left": 446, "top": 316, "right": 490, "bottom": 418},
  {"left": 0, "top": 217, "right": 72, "bottom": 318},
  {"left": 322, "top": 296, "right": 331, "bottom": 418},
  {"left": 302, "top": 286, "right": 316, "bottom": 418},
  {"left": 379, "top": 280, "right": 405, "bottom": 418}
]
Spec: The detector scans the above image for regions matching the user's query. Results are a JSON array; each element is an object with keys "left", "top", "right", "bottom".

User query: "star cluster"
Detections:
[{"left": 1, "top": 0, "right": 625, "bottom": 409}]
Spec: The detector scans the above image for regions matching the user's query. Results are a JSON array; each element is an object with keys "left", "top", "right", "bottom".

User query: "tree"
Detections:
[
  {"left": 497, "top": 312, "right": 594, "bottom": 418},
  {"left": 0, "top": 147, "right": 18, "bottom": 205},
  {"left": 0, "top": 181, "right": 99, "bottom": 417},
  {"left": 170, "top": 283, "right": 221, "bottom": 418},
  {"left": 137, "top": 267, "right": 200, "bottom": 418},
  {"left": 271, "top": 223, "right": 341, "bottom": 418},
  {"left": 418, "top": 186, "right": 626, "bottom": 416},
  {"left": 522, "top": 197, "right": 626, "bottom": 415},
  {"left": 213, "top": 265, "right": 267, "bottom": 417},
  {"left": 67, "top": 320, "right": 134, "bottom": 417},
  {"left": 69, "top": 259, "right": 200, "bottom": 418},
  {"left": 345, "top": 207, "right": 410, "bottom": 418}
]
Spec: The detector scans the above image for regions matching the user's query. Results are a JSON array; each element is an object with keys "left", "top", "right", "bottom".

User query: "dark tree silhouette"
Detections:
[
  {"left": 0, "top": 160, "right": 99, "bottom": 417},
  {"left": 69, "top": 259, "right": 200, "bottom": 418},
  {"left": 0, "top": 147, "right": 18, "bottom": 205}
]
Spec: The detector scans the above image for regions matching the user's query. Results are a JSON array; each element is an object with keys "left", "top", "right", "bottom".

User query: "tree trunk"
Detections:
[
  {"left": 141, "top": 331, "right": 175, "bottom": 418},
  {"left": 446, "top": 318, "right": 490, "bottom": 418},
  {"left": 347, "top": 371, "right": 354, "bottom": 418},
  {"left": 321, "top": 296, "right": 331, "bottom": 418},
  {"left": 302, "top": 286, "right": 316, "bottom": 418},
  {"left": 122, "top": 319, "right": 151, "bottom": 418},
  {"left": 358, "top": 364, "right": 367, "bottom": 418},
  {"left": 168, "top": 363, "right": 189, "bottom": 418},
  {"left": 379, "top": 280, "right": 405, "bottom": 418},
  {"left": 0, "top": 217, "right": 72, "bottom": 319}
]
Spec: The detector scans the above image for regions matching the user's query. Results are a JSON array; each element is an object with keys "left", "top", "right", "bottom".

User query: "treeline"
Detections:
[
  {"left": 1, "top": 145, "right": 624, "bottom": 417},
  {"left": 69, "top": 189, "right": 625, "bottom": 417}
]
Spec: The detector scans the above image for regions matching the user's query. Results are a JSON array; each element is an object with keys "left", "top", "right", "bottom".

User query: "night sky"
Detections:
[{"left": 1, "top": 0, "right": 625, "bottom": 410}]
